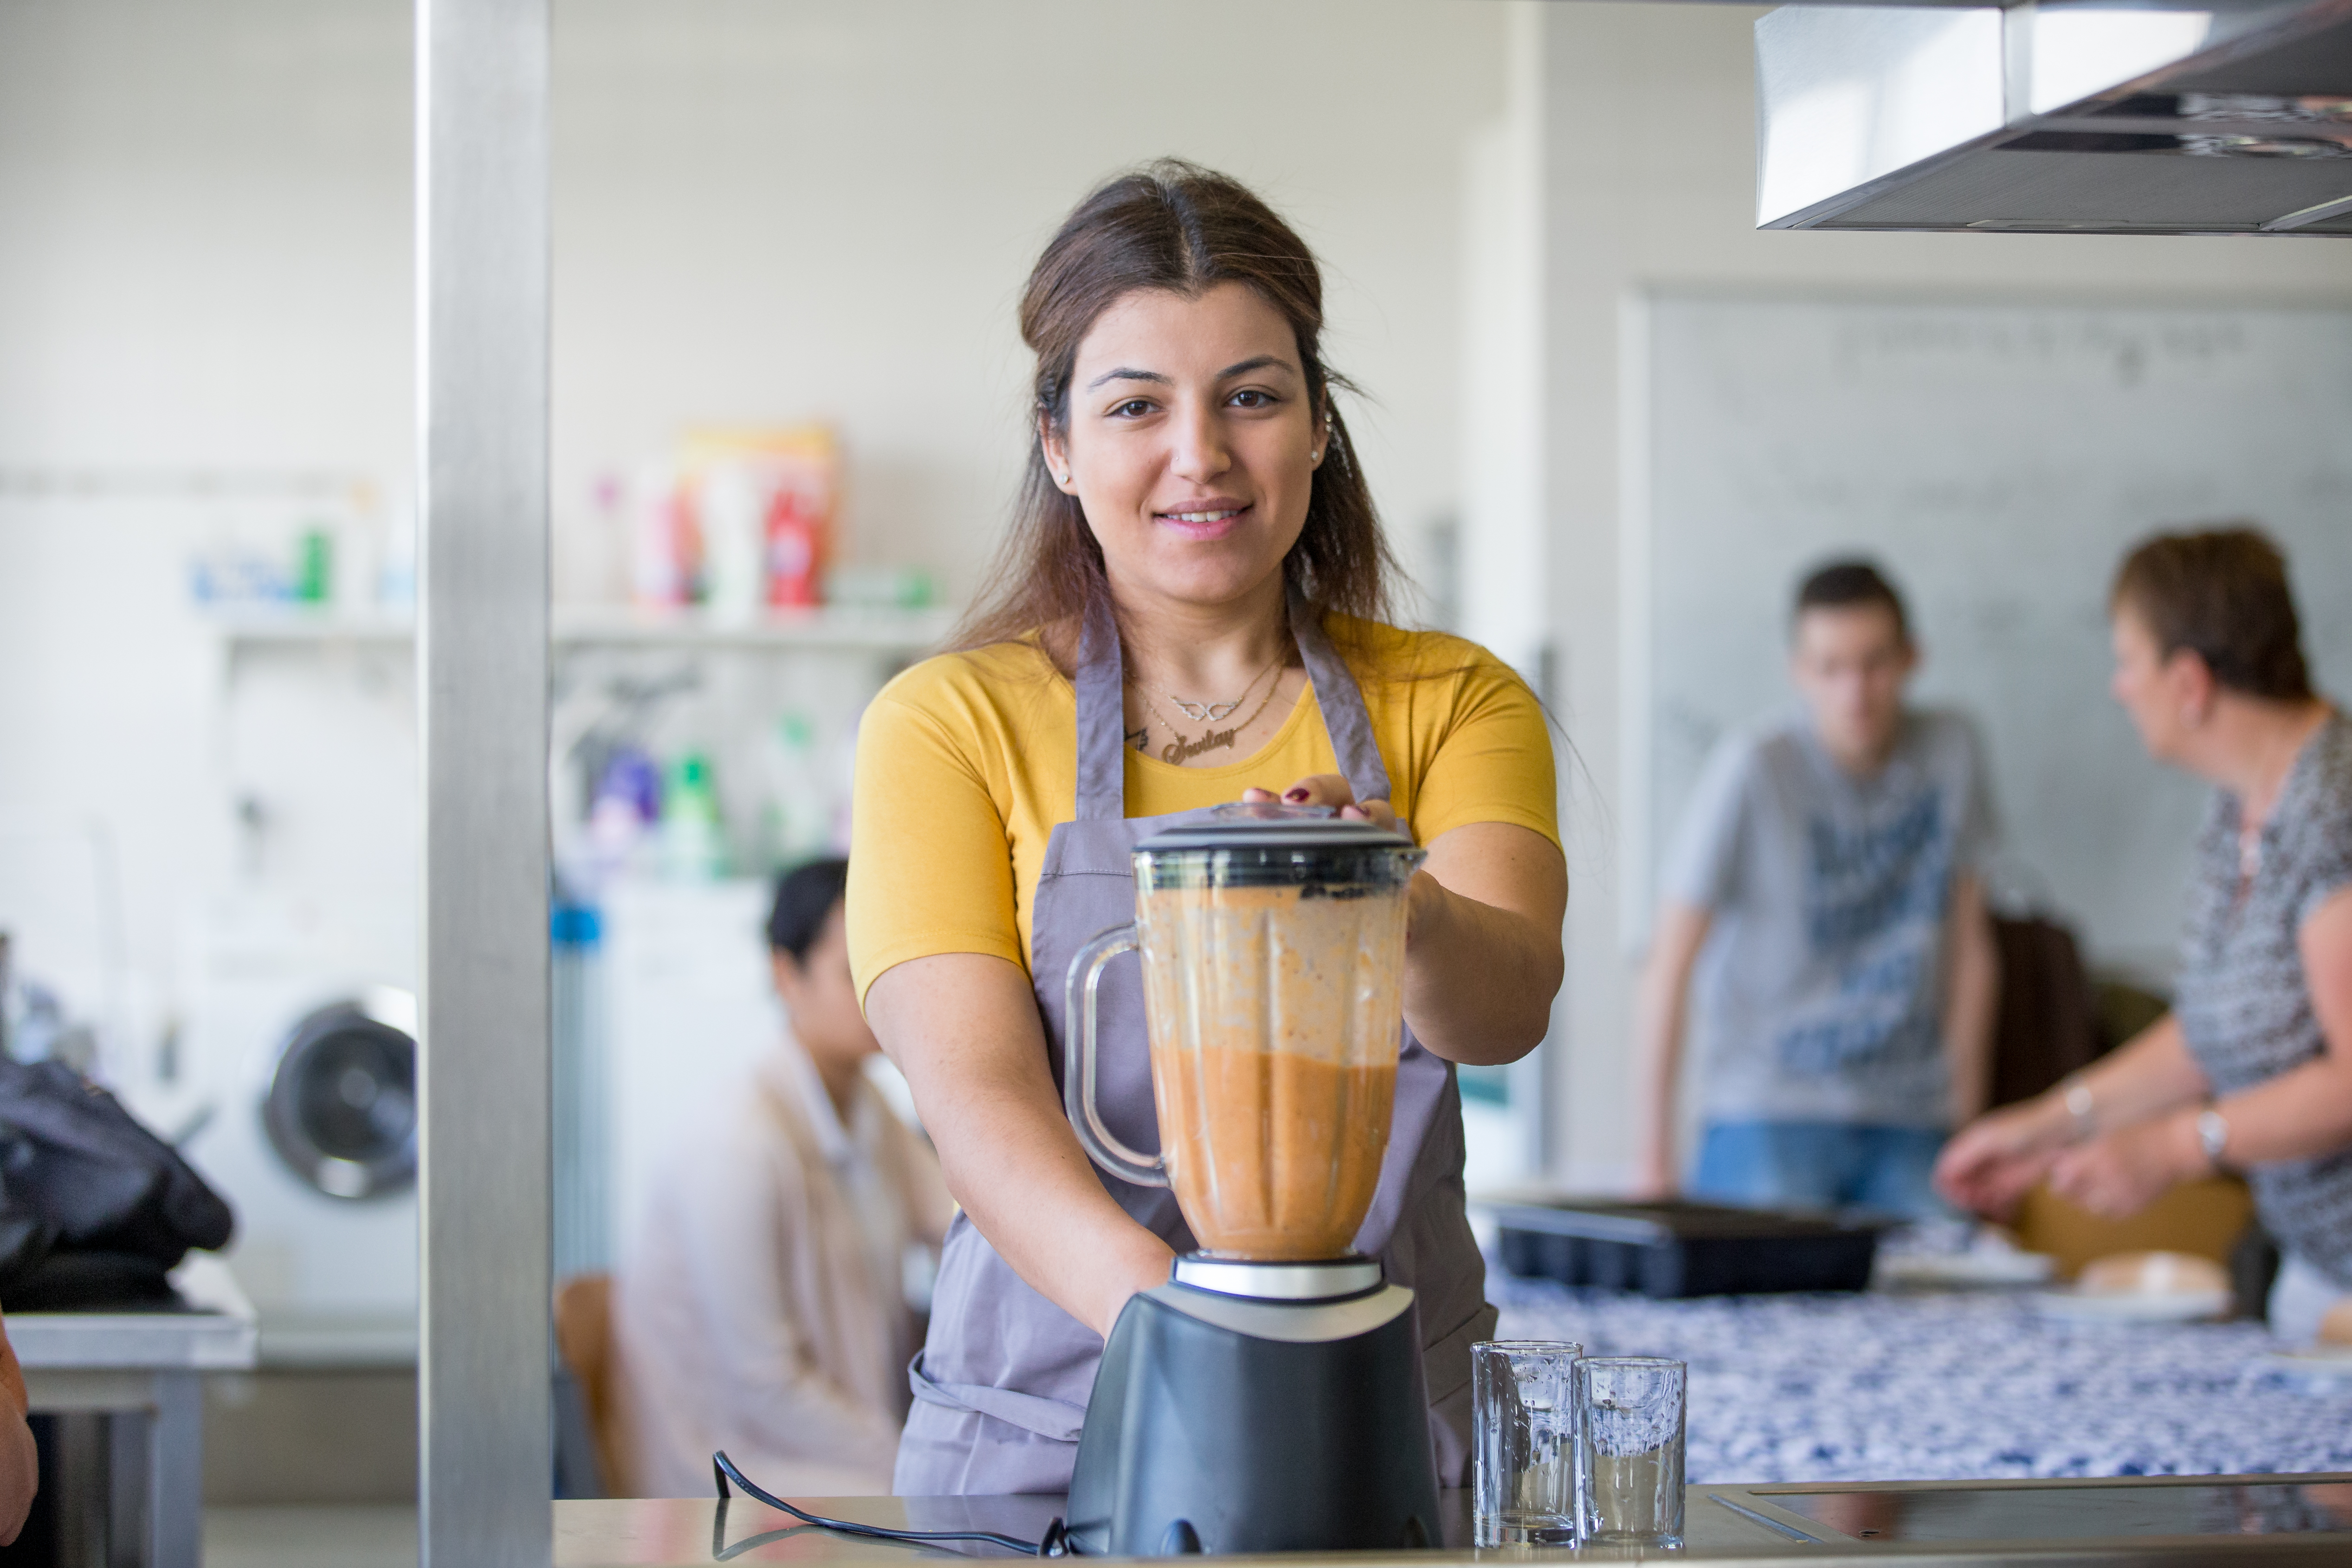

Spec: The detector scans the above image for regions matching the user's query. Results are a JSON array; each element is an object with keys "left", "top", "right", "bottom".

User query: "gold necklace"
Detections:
[
  {"left": 1154, "top": 652, "right": 1285, "bottom": 723},
  {"left": 1132, "top": 676, "right": 1285, "bottom": 766}
]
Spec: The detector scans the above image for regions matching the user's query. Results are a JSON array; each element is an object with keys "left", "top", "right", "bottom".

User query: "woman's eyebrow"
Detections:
[
  {"left": 1085, "top": 367, "right": 1171, "bottom": 391},
  {"left": 1084, "top": 355, "right": 1299, "bottom": 393}
]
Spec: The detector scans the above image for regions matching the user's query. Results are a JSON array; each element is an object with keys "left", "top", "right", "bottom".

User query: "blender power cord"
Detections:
[{"left": 712, "top": 1451, "right": 1074, "bottom": 1556}]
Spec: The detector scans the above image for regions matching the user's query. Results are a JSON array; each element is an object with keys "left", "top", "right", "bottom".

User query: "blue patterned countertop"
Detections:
[{"left": 1490, "top": 1270, "right": 2352, "bottom": 1485}]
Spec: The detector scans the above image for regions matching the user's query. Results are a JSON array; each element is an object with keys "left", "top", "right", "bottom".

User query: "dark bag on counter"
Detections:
[{"left": 0, "top": 1056, "right": 235, "bottom": 1309}]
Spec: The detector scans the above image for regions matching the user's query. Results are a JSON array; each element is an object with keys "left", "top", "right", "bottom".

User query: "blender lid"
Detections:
[{"left": 1134, "top": 803, "right": 1415, "bottom": 854}]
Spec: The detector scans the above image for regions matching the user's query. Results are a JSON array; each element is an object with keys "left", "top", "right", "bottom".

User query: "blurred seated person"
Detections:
[
  {"left": 1634, "top": 560, "right": 2001, "bottom": 1217},
  {"left": 0, "top": 1314, "right": 34, "bottom": 1541},
  {"left": 614, "top": 858, "right": 953, "bottom": 1496},
  {"left": 1939, "top": 528, "right": 2352, "bottom": 1343}
]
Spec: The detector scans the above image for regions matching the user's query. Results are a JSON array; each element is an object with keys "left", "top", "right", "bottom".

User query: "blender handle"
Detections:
[{"left": 1062, "top": 922, "right": 1170, "bottom": 1189}]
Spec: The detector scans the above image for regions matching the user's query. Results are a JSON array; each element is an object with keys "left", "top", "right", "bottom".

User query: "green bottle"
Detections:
[{"left": 660, "top": 752, "right": 727, "bottom": 881}]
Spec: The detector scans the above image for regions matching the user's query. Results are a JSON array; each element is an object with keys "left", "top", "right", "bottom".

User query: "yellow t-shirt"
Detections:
[{"left": 847, "top": 613, "right": 1560, "bottom": 1007}]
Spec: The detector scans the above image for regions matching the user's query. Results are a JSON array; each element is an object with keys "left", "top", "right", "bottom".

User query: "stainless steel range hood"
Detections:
[{"left": 1757, "top": 0, "right": 2352, "bottom": 233}]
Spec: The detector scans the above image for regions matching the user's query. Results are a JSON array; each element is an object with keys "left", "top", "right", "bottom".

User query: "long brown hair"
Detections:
[
  {"left": 2111, "top": 525, "right": 2315, "bottom": 703},
  {"left": 953, "top": 160, "right": 1401, "bottom": 671}
]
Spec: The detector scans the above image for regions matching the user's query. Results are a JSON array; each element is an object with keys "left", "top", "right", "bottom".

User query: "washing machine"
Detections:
[{"left": 173, "top": 891, "right": 418, "bottom": 1320}]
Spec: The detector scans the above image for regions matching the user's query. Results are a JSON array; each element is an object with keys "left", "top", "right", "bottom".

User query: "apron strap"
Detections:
[
  {"left": 908, "top": 1352, "right": 1088, "bottom": 1444},
  {"left": 1073, "top": 592, "right": 1128, "bottom": 822},
  {"left": 1071, "top": 585, "right": 1395, "bottom": 819},
  {"left": 1290, "top": 589, "right": 1393, "bottom": 805}
]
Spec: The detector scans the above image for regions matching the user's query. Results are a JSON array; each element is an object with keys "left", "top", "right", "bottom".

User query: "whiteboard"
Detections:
[{"left": 1635, "top": 294, "right": 2352, "bottom": 978}]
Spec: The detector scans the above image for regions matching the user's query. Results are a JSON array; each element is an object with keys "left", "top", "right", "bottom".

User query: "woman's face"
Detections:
[{"left": 1044, "top": 281, "right": 1322, "bottom": 615}]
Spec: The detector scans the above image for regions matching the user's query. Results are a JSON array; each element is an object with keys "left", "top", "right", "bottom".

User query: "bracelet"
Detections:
[
  {"left": 2060, "top": 1072, "right": 2096, "bottom": 1142},
  {"left": 2197, "top": 1106, "right": 2231, "bottom": 1172}
]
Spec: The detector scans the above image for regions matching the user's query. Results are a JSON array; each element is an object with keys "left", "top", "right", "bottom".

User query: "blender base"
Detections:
[{"left": 1066, "top": 1258, "right": 1440, "bottom": 1556}]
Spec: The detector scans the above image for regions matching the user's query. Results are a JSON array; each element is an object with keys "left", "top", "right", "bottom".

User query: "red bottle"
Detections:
[{"left": 764, "top": 489, "right": 823, "bottom": 607}]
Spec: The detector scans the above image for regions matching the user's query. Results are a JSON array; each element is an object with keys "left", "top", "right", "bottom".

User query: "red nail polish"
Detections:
[{"left": 1285, "top": 788, "right": 1308, "bottom": 802}]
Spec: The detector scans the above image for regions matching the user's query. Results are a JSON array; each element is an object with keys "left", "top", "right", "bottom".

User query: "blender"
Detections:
[{"left": 1061, "top": 807, "right": 1440, "bottom": 1555}]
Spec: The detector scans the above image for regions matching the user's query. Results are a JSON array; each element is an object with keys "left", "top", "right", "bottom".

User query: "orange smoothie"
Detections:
[{"left": 1137, "top": 879, "right": 1408, "bottom": 1259}]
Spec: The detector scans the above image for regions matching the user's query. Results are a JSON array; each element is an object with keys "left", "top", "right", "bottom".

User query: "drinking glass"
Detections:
[
  {"left": 1472, "top": 1340, "right": 1582, "bottom": 1547},
  {"left": 1574, "top": 1357, "right": 1687, "bottom": 1548}
]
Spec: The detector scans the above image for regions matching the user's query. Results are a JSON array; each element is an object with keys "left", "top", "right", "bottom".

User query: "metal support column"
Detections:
[{"left": 416, "top": 1, "right": 552, "bottom": 1564}]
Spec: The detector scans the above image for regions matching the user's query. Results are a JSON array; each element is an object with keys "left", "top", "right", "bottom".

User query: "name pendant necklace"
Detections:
[{"left": 1129, "top": 658, "right": 1286, "bottom": 765}]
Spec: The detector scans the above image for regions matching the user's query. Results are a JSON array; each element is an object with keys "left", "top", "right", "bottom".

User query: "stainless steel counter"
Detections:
[
  {"left": 553, "top": 1474, "right": 2352, "bottom": 1565},
  {"left": 13, "top": 1255, "right": 259, "bottom": 1568}
]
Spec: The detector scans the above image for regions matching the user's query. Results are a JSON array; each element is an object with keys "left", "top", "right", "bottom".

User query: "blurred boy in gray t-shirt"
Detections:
[{"left": 1633, "top": 561, "right": 2001, "bottom": 1217}]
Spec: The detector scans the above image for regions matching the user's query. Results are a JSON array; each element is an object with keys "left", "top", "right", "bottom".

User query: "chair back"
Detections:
[{"left": 555, "top": 1272, "right": 628, "bottom": 1496}]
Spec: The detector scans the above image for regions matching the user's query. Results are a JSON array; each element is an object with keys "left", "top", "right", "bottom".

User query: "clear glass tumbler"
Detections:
[
  {"left": 1472, "top": 1340, "right": 1582, "bottom": 1547},
  {"left": 1574, "top": 1356, "right": 1687, "bottom": 1548}
]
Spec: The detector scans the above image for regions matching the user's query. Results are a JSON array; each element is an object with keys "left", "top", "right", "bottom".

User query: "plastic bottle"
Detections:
[
  {"left": 698, "top": 461, "right": 766, "bottom": 623},
  {"left": 587, "top": 746, "right": 663, "bottom": 886},
  {"left": 629, "top": 464, "right": 694, "bottom": 608},
  {"left": 295, "top": 527, "right": 334, "bottom": 604},
  {"left": 763, "top": 488, "right": 824, "bottom": 607},
  {"left": 759, "top": 711, "right": 829, "bottom": 865},
  {"left": 659, "top": 753, "right": 727, "bottom": 882}
]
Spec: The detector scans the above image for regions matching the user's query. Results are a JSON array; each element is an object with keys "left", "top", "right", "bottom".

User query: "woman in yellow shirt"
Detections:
[{"left": 849, "top": 161, "right": 1566, "bottom": 1497}]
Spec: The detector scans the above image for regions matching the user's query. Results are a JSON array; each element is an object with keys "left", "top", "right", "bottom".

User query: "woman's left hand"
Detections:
[
  {"left": 1241, "top": 776, "right": 1412, "bottom": 841},
  {"left": 1241, "top": 774, "right": 1562, "bottom": 1064},
  {"left": 2044, "top": 1111, "right": 2204, "bottom": 1219}
]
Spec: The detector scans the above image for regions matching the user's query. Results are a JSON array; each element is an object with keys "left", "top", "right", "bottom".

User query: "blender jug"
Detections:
[{"left": 1065, "top": 806, "right": 1424, "bottom": 1260}]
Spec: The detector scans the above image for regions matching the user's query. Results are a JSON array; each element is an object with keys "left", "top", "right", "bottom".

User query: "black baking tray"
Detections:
[{"left": 1488, "top": 1197, "right": 1897, "bottom": 1298}]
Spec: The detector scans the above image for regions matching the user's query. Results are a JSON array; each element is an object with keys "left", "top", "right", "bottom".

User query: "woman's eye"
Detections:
[
  {"left": 1110, "top": 399, "right": 1154, "bottom": 418},
  {"left": 1229, "top": 389, "right": 1278, "bottom": 409}
]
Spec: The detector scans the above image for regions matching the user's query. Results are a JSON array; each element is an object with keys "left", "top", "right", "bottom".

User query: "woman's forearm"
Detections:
[
  {"left": 2210, "top": 1055, "right": 2352, "bottom": 1167},
  {"left": 2073, "top": 1014, "right": 2209, "bottom": 1132},
  {"left": 868, "top": 954, "right": 1173, "bottom": 1338},
  {"left": 1402, "top": 874, "right": 1563, "bottom": 1065},
  {"left": 1402, "top": 821, "right": 1568, "bottom": 1067}
]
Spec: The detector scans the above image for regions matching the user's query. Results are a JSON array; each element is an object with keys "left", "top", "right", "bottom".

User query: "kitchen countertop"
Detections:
[
  {"left": 1490, "top": 1272, "right": 2352, "bottom": 1483},
  {"left": 554, "top": 1477, "right": 2352, "bottom": 1565},
  {"left": 552, "top": 1264, "right": 2352, "bottom": 1562},
  {"left": 9, "top": 1254, "right": 258, "bottom": 1373}
]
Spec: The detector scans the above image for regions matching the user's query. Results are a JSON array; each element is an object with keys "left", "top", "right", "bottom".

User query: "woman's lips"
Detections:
[{"left": 1154, "top": 502, "right": 1252, "bottom": 540}]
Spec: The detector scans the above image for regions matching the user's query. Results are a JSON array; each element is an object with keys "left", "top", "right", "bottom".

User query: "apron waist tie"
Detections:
[{"left": 907, "top": 1353, "right": 1087, "bottom": 1445}]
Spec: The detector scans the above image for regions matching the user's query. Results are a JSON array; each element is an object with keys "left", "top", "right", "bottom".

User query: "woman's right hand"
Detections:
[{"left": 1933, "top": 1096, "right": 2073, "bottom": 1219}]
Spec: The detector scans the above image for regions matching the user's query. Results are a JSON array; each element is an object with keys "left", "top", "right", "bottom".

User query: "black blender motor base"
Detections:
[{"left": 1066, "top": 1260, "right": 1441, "bottom": 1555}]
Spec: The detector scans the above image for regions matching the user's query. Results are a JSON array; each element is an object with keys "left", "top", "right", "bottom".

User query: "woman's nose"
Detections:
[{"left": 1168, "top": 402, "right": 1230, "bottom": 483}]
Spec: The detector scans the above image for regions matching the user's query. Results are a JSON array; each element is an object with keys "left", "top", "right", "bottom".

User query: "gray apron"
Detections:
[{"left": 892, "top": 594, "right": 1497, "bottom": 1497}]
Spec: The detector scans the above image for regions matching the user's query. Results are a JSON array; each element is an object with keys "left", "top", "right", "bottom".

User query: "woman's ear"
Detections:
[
  {"left": 1039, "top": 415, "right": 1074, "bottom": 492},
  {"left": 2168, "top": 647, "right": 2219, "bottom": 727}
]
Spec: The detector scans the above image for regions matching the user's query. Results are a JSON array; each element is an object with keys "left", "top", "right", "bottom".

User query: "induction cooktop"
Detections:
[{"left": 1715, "top": 1476, "right": 2352, "bottom": 1546}]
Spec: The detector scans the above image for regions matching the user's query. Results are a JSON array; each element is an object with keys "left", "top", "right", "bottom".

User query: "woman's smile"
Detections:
[{"left": 1156, "top": 499, "right": 1253, "bottom": 538}]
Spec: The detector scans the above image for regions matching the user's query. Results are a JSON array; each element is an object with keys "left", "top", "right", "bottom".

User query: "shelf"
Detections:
[
  {"left": 203, "top": 603, "right": 957, "bottom": 655},
  {"left": 553, "top": 603, "right": 956, "bottom": 652}
]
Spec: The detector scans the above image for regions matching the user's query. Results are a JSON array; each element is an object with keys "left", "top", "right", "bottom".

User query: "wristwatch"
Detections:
[{"left": 2197, "top": 1106, "right": 2231, "bottom": 1171}]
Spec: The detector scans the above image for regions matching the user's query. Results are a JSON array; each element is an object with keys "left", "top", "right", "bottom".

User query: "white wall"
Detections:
[
  {"left": 550, "top": 0, "right": 1508, "bottom": 603},
  {"left": 1514, "top": 3, "right": 2352, "bottom": 1187},
  {"left": 0, "top": 0, "right": 1508, "bottom": 1139},
  {"left": 0, "top": 0, "right": 417, "bottom": 1072}
]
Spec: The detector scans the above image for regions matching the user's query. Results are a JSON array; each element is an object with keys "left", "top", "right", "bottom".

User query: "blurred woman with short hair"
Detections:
[{"left": 1937, "top": 527, "right": 2352, "bottom": 1342}]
